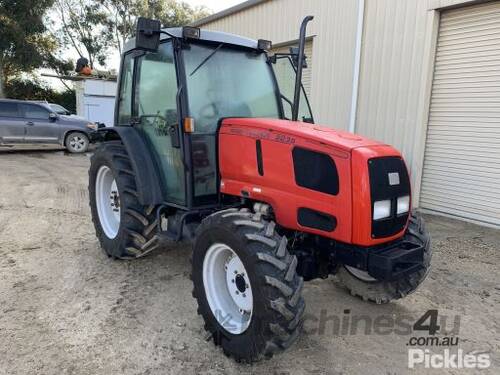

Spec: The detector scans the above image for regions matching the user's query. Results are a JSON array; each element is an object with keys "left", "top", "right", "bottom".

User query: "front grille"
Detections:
[{"left": 368, "top": 157, "right": 411, "bottom": 238}]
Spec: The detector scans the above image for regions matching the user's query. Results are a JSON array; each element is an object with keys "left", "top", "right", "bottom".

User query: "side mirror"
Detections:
[
  {"left": 135, "top": 17, "right": 161, "bottom": 52},
  {"left": 49, "top": 112, "right": 58, "bottom": 121}
]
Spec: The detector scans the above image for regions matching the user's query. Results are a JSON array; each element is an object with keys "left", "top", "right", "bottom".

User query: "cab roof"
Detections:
[{"left": 123, "top": 27, "right": 259, "bottom": 54}]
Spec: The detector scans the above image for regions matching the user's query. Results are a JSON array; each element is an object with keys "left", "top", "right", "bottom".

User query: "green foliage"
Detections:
[
  {"left": 101, "top": 0, "right": 211, "bottom": 54},
  {"left": 5, "top": 78, "right": 76, "bottom": 113},
  {"left": 53, "top": 0, "right": 114, "bottom": 68},
  {"left": 0, "top": 0, "right": 57, "bottom": 96}
]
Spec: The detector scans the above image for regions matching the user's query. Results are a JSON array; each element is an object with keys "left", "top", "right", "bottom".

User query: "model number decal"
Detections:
[
  {"left": 274, "top": 134, "right": 295, "bottom": 144},
  {"left": 229, "top": 127, "right": 295, "bottom": 144}
]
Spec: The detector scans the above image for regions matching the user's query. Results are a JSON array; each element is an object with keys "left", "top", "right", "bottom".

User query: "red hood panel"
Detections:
[{"left": 221, "top": 118, "right": 385, "bottom": 152}]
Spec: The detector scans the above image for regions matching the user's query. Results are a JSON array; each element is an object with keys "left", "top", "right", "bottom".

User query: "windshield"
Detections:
[
  {"left": 183, "top": 43, "right": 281, "bottom": 133},
  {"left": 49, "top": 104, "right": 69, "bottom": 114}
]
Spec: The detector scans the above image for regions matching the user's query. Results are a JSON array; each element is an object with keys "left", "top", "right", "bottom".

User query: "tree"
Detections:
[
  {"left": 53, "top": 0, "right": 113, "bottom": 68},
  {"left": 101, "top": 0, "right": 210, "bottom": 55},
  {"left": 5, "top": 78, "right": 76, "bottom": 113},
  {"left": 0, "top": 0, "right": 56, "bottom": 98}
]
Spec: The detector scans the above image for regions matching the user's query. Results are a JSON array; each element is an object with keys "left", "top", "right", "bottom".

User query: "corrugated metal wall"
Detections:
[
  {"left": 196, "top": 0, "right": 476, "bottom": 205},
  {"left": 354, "top": 0, "right": 439, "bottom": 199},
  {"left": 196, "top": 0, "right": 359, "bottom": 129}
]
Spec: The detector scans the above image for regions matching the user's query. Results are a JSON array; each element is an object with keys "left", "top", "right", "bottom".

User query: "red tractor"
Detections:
[{"left": 89, "top": 17, "right": 432, "bottom": 362}]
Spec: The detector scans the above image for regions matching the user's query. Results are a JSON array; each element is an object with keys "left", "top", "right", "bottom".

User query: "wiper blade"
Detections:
[{"left": 189, "top": 43, "right": 224, "bottom": 76}]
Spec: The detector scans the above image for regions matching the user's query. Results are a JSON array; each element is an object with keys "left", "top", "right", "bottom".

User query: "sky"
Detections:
[
  {"left": 44, "top": 0, "right": 245, "bottom": 90},
  {"left": 185, "top": 0, "right": 243, "bottom": 12}
]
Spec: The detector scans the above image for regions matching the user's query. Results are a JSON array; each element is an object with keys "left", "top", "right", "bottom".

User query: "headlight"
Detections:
[
  {"left": 373, "top": 200, "right": 391, "bottom": 220},
  {"left": 86, "top": 123, "right": 97, "bottom": 130},
  {"left": 397, "top": 195, "right": 410, "bottom": 215}
]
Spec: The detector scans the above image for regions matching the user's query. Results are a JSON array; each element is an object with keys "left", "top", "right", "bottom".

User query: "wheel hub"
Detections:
[
  {"left": 203, "top": 243, "right": 253, "bottom": 334},
  {"left": 95, "top": 166, "right": 120, "bottom": 239},
  {"left": 225, "top": 255, "right": 252, "bottom": 314}
]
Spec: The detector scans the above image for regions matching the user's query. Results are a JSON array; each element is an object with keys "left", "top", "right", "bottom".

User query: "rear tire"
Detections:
[
  {"left": 191, "top": 208, "right": 305, "bottom": 362},
  {"left": 65, "top": 132, "right": 89, "bottom": 153},
  {"left": 89, "top": 141, "right": 159, "bottom": 259},
  {"left": 336, "top": 212, "right": 432, "bottom": 304}
]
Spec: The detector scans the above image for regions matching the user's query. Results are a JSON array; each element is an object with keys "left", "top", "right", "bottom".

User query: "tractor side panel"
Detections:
[{"left": 219, "top": 126, "right": 353, "bottom": 244}]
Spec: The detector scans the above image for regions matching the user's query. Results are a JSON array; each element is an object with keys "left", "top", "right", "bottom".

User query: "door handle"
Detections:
[{"left": 26, "top": 121, "right": 34, "bottom": 126}]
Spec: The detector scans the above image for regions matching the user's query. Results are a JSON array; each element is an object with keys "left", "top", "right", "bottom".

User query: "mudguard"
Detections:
[{"left": 98, "top": 126, "right": 164, "bottom": 206}]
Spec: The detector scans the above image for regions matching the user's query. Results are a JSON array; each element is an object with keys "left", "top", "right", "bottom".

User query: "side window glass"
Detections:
[
  {"left": 273, "top": 56, "right": 313, "bottom": 122},
  {"left": 0, "top": 103, "right": 20, "bottom": 117},
  {"left": 117, "top": 53, "right": 134, "bottom": 125},
  {"left": 21, "top": 104, "right": 49, "bottom": 120}
]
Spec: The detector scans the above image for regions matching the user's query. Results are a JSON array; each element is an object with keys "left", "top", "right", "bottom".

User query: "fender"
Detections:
[{"left": 98, "top": 126, "right": 164, "bottom": 206}]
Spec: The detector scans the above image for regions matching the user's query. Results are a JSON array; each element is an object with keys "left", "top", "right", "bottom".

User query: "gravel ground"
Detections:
[{"left": 0, "top": 147, "right": 499, "bottom": 375}]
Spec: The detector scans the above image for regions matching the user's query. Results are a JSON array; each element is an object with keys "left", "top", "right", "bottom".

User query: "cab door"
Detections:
[
  {"left": 272, "top": 55, "right": 314, "bottom": 123},
  {"left": 131, "top": 42, "right": 186, "bottom": 205}
]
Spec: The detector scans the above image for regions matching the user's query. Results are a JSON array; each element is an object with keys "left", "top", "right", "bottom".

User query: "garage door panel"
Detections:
[
  {"left": 420, "top": 1, "right": 500, "bottom": 227},
  {"left": 425, "top": 150, "right": 500, "bottom": 164},
  {"left": 430, "top": 115, "right": 500, "bottom": 123},
  {"left": 440, "top": 18, "right": 500, "bottom": 36},
  {"left": 423, "top": 174, "right": 500, "bottom": 194},
  {"left": 421, "top": 200, "right": 500, "bottom": 226},
  {"left": 437, "top": 40, "right": 500, "bottom": 55},
  {"left": 439, "top": 34, "right": 500, "bottom": 49},
  {"left": 440, "top": 2, "right": 500, "bottom": 22},
  {"left": 423, "top": 163, "right": 500, "bottom": 181},
  {"left": 422, "top": 188, "right": 500, "bottom": 210}
]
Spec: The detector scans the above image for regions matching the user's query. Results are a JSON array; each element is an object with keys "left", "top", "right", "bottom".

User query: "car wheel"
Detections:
[{"left": 65, "top": 132, "right": 89, "bottom": 153}]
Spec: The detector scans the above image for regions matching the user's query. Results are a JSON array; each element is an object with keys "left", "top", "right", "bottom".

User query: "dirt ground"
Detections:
[{"left": 0, "top": 146, "right": 499, "bottom": 375}]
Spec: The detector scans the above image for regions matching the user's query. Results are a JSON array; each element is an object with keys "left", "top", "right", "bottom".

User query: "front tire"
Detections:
[
  {"left": 192, "top": 209, "right": 305, "bottom": 362},
  {"left": 65, "top": 132, "right": 89, "bottom": 153},
  {"left": 336, "top": 212, "right": 432, "bottom": 304},
  {"left": 89, "top": 141, "right": 159, "bottom": 259}
]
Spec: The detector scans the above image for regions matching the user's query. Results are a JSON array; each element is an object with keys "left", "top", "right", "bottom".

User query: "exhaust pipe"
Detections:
[{"left": 292, "top": 16, "right": 314, "bottom": 122}]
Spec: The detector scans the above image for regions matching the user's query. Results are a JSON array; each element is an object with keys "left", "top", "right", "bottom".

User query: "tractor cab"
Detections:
[{"left": 116, "top": 20, "right": 313, "bottom": 209}]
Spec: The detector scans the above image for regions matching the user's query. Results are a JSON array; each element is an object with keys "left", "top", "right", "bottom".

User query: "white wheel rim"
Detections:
[
  {"left": 95, "top": 166, "right": 120, "bottom": 239},
  {"left": 203, "top": 243, "right": 253, "bottom": 334},
  {"left": 70, "top": 135, "right": 86, "bottom": 151},
  {"left": 344, "top": 265, "right": 377, "bottom": 282}
]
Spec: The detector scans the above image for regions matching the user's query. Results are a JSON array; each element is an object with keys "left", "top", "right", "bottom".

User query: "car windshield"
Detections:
[
  {"left": 49, "top": 104, "right": 68, "bottom": 114},
  {"left": 183, "top": 43, "right": 281, "bottom": 133}
]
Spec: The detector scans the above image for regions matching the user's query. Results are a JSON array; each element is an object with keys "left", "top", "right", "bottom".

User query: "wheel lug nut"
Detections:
[
  {"left": 235, "top": 291, "right": 239, "bottom": 295},
  {"left": 231, "top": 279, "right": 234, "bottom": 283},
  {"left": 234, "top": 270, "right": 237, "bottom": 274},
  {"left": 242, "top": 293, "right": 246, "bottom": 298}
]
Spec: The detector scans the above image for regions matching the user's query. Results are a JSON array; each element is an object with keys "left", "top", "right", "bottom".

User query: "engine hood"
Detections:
[{"left": 220, "top": 118, "right": 385, "bottom": 153}]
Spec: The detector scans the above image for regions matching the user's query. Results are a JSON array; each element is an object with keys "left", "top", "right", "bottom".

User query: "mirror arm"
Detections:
[{"left": 292, "top": 16, "right": 314, "bottom": 122}]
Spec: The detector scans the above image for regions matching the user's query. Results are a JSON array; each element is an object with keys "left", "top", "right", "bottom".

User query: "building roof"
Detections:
[{"left": 191, "top": 0, "right": 269, "bottom": 27}]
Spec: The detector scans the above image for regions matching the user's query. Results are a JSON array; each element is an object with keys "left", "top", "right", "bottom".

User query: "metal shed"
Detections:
[{"left": 192, "top": 0, "right": 500, "bottom": 228}]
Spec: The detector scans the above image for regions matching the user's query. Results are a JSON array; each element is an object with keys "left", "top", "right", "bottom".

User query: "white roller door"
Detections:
[
  {"left": 271, "top": 40, "right": 313, "bottom": 98},
  {"left": 420, "top": 1, "right": 500, "bottom": 226}
]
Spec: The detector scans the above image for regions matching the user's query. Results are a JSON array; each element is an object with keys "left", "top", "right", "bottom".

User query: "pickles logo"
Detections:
[{"left": 408, "top": 349, "right": 490, "bottom": 369}]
